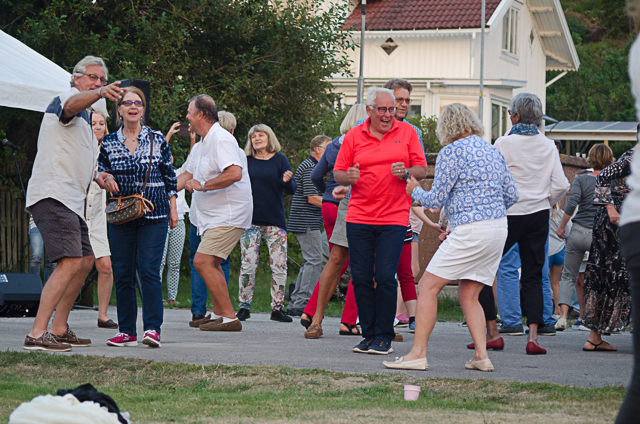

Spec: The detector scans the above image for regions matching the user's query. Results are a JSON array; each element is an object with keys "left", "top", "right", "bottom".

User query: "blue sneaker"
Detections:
[
  {"left": 352, "top": 337, "right": 374, "bottom": 353},
  {"left": 573, "top": 318, "right": 590, "bottom": 331},
  {"left": 409, "top": 321, "right": 415, "bottom": 333},
  {"left": 368, "top": 339, "right": 393, "bottom": 355}
]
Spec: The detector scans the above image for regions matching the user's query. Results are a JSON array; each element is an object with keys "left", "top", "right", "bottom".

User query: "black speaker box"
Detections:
[
  {"left": 0, "top": 273, "right": 42, "bottom": 317},
  {"left": 111, "top": 79, "right": 151, "bottom": 128}
]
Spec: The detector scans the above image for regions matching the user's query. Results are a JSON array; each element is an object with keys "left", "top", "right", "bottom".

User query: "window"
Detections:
[
  {"left": 502, "top": 7, "right": 519, "bottom": 57},
  {"left": 491, "top": 103, "right": 509, "bottom": 143},
  {"left": 380, "top": 38, "right": 398, "bottom": 55},
  {"left": 407, "top": 104, "right": 422, "bottom": 119}
]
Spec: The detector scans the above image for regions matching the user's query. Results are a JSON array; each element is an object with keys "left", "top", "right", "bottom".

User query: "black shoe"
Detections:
[
  {"left": 499, "top": 323, "right": 525, "bottom": 335},
  {"left": 352, "top": 337, "right": 374, "bottom": 353},
  {"left": 192, "top": 313, "right": 205, "bottom": 322},
  {"left": 237, "top": 308, "right": 251, "bottom": 321},
  {"left": 368, "top": 339, "right": 393, "bottom": 355},
  {"left": 270, "top": 309, "right": 293, "bottom": 322},
  {"left": 526, "top": 324, "right": 556, "bottom": 336},
  {"left": 287, "top": 308, "right": 304, "bottom": 317}
]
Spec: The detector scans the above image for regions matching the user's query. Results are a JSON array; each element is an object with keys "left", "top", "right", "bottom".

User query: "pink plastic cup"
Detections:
[{"left": 404, "top": 384, "right": 421, "bottom": 401}]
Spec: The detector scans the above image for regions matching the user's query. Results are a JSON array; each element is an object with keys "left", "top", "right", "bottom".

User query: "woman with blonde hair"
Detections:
[
  {"left": 237, "top": 124, "right": 297, "bottom": 322},
  {"left": 384, "top": 103, "right": 518, "bottom": 371},
  {"left": 555, "top": 144, "right": 614, "bottom": 331},
  {"left": 302, "top": 104, "right": 368, "bottom": 336}
]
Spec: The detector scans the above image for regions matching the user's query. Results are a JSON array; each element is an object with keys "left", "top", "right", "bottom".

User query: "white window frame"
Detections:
[{"left": 501, "top": 6, "right": 520, "bottom": 59}]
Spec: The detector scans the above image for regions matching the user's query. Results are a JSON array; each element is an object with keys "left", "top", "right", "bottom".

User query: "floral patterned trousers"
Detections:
[{"left": 238, "top": 225, "right": 288, "bottom": 310}]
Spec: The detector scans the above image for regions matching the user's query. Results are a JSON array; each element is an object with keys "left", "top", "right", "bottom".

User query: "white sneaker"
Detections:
[{"left": 555, "top": 317, "right": 567, "bottom": 331}]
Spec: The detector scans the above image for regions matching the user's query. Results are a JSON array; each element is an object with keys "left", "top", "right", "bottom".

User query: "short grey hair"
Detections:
[
  {"left": 509, "top": 93, "right": 543, "bottom": 126},
  {"left": 436, "top": 103, "right": 484, "bottom": 146},
  {"left": 366, "top": 86, "right": 395, "bottom": 107},
  {"left": 218, "top": 111, "right": 237, "bottom": 132},
  {"left": 71, "top": 56, "right": 108, "bottom": 87}
]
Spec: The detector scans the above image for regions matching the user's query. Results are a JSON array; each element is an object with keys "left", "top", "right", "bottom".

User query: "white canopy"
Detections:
[{"left": 0, "top": 29, "right": 71, "bottom": 113}]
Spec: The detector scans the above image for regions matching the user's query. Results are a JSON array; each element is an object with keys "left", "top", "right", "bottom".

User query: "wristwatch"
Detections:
[
  {"left": 400, "top": 169, "right": 410, "bottom": 180},
  {"left": 200, "top": 181, "right": 207, "bottom": 193}
]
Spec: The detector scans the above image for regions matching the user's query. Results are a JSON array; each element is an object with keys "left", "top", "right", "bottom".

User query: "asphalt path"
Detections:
[{"left": 0, "top": 307, "right": 633, "bottom": 388}]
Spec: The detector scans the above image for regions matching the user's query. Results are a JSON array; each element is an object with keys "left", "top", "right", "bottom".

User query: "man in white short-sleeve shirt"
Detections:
[
  {"left": 23, "top": 56, "right": 126, "bottom": 353},
  {"left": 178, "top": 94, "right": 252, "bottom": 332}
]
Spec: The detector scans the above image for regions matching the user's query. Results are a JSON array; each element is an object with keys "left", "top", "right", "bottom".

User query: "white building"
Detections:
[{"left": 329, "top": 0, "right": 579, "bottom": 142}]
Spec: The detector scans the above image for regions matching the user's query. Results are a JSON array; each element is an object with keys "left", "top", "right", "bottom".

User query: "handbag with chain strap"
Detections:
[{"left": 105, "top": 131, "right": 156, "bottom": 225}]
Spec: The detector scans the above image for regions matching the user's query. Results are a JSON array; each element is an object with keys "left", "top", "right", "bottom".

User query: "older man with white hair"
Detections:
[
  {"left": 23, "top": 56, "right": 125, "bottom": 352},
  {"left": 477, "top": 92, "right": 570, "bottom": 355},
  {"left": 334, "top": 86, "right": 428, "bottom": 355}
]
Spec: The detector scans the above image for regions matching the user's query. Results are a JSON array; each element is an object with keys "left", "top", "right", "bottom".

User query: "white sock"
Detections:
[
  {"left": 222, "top": 317, "right": 238, "bottom": 324},
  {"left": 210, "top": 313, "right": 221, "bottom": 320}
]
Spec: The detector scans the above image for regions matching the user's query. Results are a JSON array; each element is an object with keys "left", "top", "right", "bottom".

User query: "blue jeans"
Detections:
[
  {"left": 346, "top": 223, "right": 406, "bottom": 343},
  {"left": 29, "top": 226, "right": 56, "bottom": 283},
  {"left": 496, "top": 240, "right": 556, "bottom": 327},
  {"left": 190, "top": 223, "right": 230, "bottom": 315},
  {"left": 109, "top": 219, "right": 167, "bottom": 336}
]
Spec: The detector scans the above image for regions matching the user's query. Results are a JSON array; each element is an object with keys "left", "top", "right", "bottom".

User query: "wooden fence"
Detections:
[{"left": 0, "top": 188, "right": 30, "bottom": 272}]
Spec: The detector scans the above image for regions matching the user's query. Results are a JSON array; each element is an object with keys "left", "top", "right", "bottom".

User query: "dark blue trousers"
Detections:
[{"left": 346, "top": 223, "right": 406, "bottom": 343}]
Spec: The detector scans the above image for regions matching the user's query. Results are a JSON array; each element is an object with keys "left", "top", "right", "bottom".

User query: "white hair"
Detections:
[
  {"left": 71, "top": 56, "right": 108, "bottom": 87},
  {"left": 366, "top": 86, "right": 395, "bottom": 106}
]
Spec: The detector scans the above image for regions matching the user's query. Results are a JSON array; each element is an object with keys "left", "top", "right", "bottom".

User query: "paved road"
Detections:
[{"left": 1, "top": 307, "right": 633, "bottom": 388}]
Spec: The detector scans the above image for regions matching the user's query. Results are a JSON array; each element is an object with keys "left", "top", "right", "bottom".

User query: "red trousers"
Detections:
[
  {"left": 303, "top": 202, "right": 358, "bottom": 325},
  {"left": 397, "top": 242, "right": 417, "bottom": 302}
]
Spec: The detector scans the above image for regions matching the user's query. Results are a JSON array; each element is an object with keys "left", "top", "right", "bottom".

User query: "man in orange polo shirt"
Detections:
[{"left": 334, "top": 86, "right": 427, "bottom": 354}]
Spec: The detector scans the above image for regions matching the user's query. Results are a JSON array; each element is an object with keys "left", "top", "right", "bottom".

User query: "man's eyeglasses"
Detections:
[
  {"left": 122, "top": 100, "right": 143, "bottom": 107},
  {"left": 371, "top": 106, "right": 396, "bottom": 115},
  {"left": 81, "top": 73, "right": 108, "bottom": 85},
  {"left": 395, "top": 98, "right": 412, "bottom": 105}
]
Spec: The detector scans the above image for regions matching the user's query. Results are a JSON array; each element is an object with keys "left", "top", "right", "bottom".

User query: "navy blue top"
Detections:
[
  {"left": 247, "top": 152, "right": 297, "bottom": 229},
  {"left": 99, "top": 126, "right": 177, "bottom": 226},
  {"left": 311, "top": 135, "right": 343, "bottom": 205}
]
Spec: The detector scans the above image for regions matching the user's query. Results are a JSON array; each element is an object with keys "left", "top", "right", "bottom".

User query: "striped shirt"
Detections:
[
  {"left": 98, "top": 125, "right": 177, "bottom": 226},
  {"left": 288, "top": 156, "right": 323, "bottom": 233}
]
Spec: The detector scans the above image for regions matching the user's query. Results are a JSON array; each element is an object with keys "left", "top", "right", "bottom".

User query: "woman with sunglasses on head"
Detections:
[{"left": 98, "top": 86, "right": 178, "bottom": 349}]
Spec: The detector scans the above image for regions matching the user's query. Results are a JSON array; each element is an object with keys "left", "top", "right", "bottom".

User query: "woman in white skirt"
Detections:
[{"left": 383, "top": 103, "right": 518, "bottom": 372}]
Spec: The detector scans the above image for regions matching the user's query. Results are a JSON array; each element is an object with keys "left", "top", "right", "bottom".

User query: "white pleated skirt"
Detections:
[{"left": 426, "top": 217, "right": 508, "bottom": 286}]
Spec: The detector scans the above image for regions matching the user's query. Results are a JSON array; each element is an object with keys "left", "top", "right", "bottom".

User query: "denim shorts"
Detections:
[
  {"left": 549, "top": 246, "right": 566, "bottom": 267},
  {"left": 412, "top": 232, "right": 419, "bottom": 243}
]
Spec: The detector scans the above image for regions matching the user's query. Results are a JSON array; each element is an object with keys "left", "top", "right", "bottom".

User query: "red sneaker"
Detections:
[
  {"left": 526, "top": 341, "right": 547, "bottom": 355},
  {"left": 467, "top": 337, "right": 505, "bottom": 351},
  {"left": 106, "top": 333, "right": 138, "bottom": 347},
  {"left": 142, "top": 330, "right": 161, "bottom": 348}
]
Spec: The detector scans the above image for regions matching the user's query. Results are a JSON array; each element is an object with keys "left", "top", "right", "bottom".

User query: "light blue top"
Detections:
[{"left": 411, "top": 134, "right": 519, "bottom": 228}]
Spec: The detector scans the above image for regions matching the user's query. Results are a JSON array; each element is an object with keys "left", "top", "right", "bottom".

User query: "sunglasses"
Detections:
[{"left": 122, "top": 100, "right": 143, "bottom": 107}]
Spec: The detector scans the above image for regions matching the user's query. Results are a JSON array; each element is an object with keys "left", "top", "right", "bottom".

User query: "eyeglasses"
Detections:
[
  {"left": 122, "top": 100, "right": 143, "bottom": 107},
  {"left": 371, "top": 106, "right": 396, "bottom": 115},
  {"left": 395, "top": 98, "right": 412, "bottom": 105},
  {"left": 81, "top": 73, "right": 108, "bottom": 85}
]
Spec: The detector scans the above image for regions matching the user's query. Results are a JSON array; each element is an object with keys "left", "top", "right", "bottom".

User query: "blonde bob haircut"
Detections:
[
  {"left": 436, "top": 103, "right": 484, "bottom": 146},
  {"left": 340, "top": 104, "right": 368, "bottom": 135},
  {"left": 218, "top": 111, "right": 237, "bottom": 133},
  {"left": 245, "top": 124, "right": 281, "bottom": 156}
]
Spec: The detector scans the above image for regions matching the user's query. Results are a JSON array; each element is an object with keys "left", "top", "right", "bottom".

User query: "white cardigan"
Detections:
[
  {"left": 621, "top": 35, "right": 640, "bottom": 227},
  {"left": 494, "top": 132, "right": 570, "bottom": 215}
]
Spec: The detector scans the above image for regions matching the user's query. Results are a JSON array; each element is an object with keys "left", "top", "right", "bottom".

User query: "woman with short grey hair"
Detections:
[{"left": 384, "top": 103, "right": 518, "bottom": 372}]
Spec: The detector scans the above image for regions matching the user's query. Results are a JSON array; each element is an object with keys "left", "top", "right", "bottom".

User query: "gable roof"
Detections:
[{"left": 342, "top": 0, "right": 502, "bottom": 31}]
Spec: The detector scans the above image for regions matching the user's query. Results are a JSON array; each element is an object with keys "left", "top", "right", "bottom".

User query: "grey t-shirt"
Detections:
[{"left": 565, "top": 173, "right": 598, "bottom": 229}]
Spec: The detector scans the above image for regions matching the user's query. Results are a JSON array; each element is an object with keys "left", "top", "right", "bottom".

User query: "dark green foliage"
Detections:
[{"left": 407, "top": 114, "right": 441, "bottom": 153}]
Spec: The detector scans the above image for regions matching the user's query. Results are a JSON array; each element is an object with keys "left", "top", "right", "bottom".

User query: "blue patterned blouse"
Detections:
[
  {"left": 411, "top": 134, "right": 519, "bottom": 228},
  {"left": 98, "top": 125, "right": 177, "bottom": 226}
]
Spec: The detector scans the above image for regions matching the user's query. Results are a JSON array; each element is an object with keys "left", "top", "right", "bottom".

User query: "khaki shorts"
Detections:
[
  {"left": 197, "top": 226, "right": 245, "bottom": 259},
  {"left": 329, "top": 198, "right": 349, "bottom": 248}
]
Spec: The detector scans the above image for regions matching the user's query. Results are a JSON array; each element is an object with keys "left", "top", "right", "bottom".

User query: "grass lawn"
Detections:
[{"left": 0, "top": 352, "right": 625, "bottom": 423}]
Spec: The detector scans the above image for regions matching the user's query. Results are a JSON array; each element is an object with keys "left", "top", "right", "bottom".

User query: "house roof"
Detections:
[
  {"left": 342, "top": 0, "right": 579, "bottom": 71},
  {"left": 342, "top": 0, "right": 503, "bottom": 31},
  {"left": 545, "top": 121, "right": 639, "bottom": 141}
]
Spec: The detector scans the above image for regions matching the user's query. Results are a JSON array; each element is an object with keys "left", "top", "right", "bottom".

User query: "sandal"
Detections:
[
  {"left": 339, "top": 323, "right": 361, "bottom": 336},
  {"left": 583, "top": 339, "right": 617, "bottom": 352},
  {"left": 300, "top": 313, "right": 313, "bottom": 329}
]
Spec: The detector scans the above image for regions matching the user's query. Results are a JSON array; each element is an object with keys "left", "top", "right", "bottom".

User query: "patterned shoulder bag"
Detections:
[{"left": 105, "top": 132, "right": 156, "bottom": 225}]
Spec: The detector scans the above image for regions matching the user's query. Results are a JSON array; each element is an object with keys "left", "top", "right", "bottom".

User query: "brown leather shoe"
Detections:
[
  {"left": 23, "top": 332, "right": 72, "bottom": 352},
  {"left": 304, "top": 323, "right": 323, "bottom": 339},
  {"left": 393, "top": 333, "right": 404, "bottom": 342},
  {"left": 189, "top": 314, "right": 213, "bottom": 328},
  {"left": 97, "top": 319, "right": 118, "bottom": 329},
  {"left": 53, "top": 326, "right": 91, "bottom": 347},
  {"left": 200, "top": 319, "right": 242, "bottom": 331}
]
